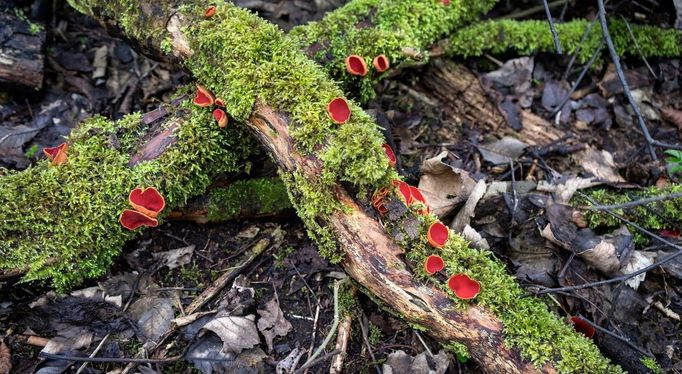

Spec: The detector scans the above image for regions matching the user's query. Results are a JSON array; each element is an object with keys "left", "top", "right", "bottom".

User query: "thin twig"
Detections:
[
  {"left": 298, "top": 278, "right": 347, "bottom": 370},
  {"left": 294, "top": 349, "right": 341, "bottom": 373},
  {"left": 576, "top": 314, "right": 652, "bottom": 357},
  {"left": 40, "top": 352, "right": 181, "bottom": 364},
  {"left": 359, "top": 313, "right": 382, "bottom": 374},
  {"left": 562, "top": 18, "right": 597, "bottom": 81},
  {"left": 551, "top": 41, "right": 604, "bottom": 116},
  {"left": 597, "top": 0, "right": 682, "bottom": 159},
  {"left": 583, "top": 192, "right": 682, "bottom": 211},
  {"left": 620, "top": 17, "right": 658, "bottom": 79},
  {"left": 542, "top": 0, "right": 562, "bottom": 54}
]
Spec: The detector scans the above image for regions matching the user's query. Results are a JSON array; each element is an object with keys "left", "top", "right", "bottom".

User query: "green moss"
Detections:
[
  {"left": 207, "top": 178, "right": 290, "bottom": 221},
  {"left": 288, "top": 0, "right": 498, "bottom": 102},
  {"left": 0, "top": 104, "right": 253, "bottom": 289},
  {"left": 574, "top": 185, "right": 682, "bottom": 245},
  {"left": 640, "top": 356, "right": 662, "bottom": 374},
  {"left": 395, "top": 207, "right": 621, "bottom": 373},
  {"left": 442, "top": 341, "right": 469, "bottom": 363},
  {"left": 160, "top": 37, "right": 173, "bottom": 55},
  {"left": 447, "top": 19, "right": 682, "bottom": 63}
]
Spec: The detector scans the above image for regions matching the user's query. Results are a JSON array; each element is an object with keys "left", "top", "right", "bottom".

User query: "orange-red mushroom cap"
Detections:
[
  {"left": 569, "top": 316, "right": 596, "bottom": 338},
  {"left": 193, "top": 85, "right": 215, "bottom": 107},
  {"left": 424, "top": 255, "right": 445, "bottom": 275},
  {"left": 327, "top": 97, "right": 351, "bottom": 124},
  {"left": 43, "top": 143, "right": 68, "bottom": 165},
  {"left": 128, "top": 187, "right": 165, "bottom": 218},
  {"left": 447, "top": 274, "right": 481, "bottom": 300},
  {"left": 119, "top": 209, "right": 159, "bottom": 230},
  {"left": 213, "top": 108, "right": 228, "bottom": 128},
  {"left": 427, "top": 221, "right": 448, "bottom": 248},
  {"left": 204, "top": 5, "right": 217, "bottom": 18},
  {"left": 345, "top": 55, "right": 368, "bottom": 76},
  {"left": 382, "top": 144, "right": 397, "bottom": 167},
  {"left": 372, "top": 55, "right": 390, "bottom": 73}
]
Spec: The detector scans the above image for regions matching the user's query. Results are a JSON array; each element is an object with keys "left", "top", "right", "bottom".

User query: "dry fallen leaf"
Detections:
[
  {"left": 477, "top": 136, "right": 528, "bottom": 165},
  {"left": 257, "top": 296, "right": 293, "bottom": 353},
  {"left": 152, "top": 245, "right": 195, "bottom": 270},
  {"left": 128, "top": 297, "right": 174, "bottom": 342},
  {"left": 382, "top": 349, "right": 451, "bottom": 374},
  {"left": 418, "top": 151, "right": 476, "bottom": 218},
  {"left": 0, "top": 341, "right": 11, "bottom": 374},
  {"left": 575, "top": 147, "right": 625, "bottom": 184},
  {"left": 202, "top": 315, "right": 260, "bottom": 355}
]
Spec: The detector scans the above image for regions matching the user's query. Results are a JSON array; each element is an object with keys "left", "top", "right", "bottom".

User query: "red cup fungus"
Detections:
[
  {"left": 427, "top": 221, "right": 448, "bottom": 248},
  {"left": 424, "top": 255, "right": 445, "bottom": 275},
  {"left": 204, "top": 5, "right": 217, "bottom": 18},
  {"left": 193, "top": 85, "right": 215, "bottom": 107},
  {"left": 213, "top": 108, "right": 228, "bottom": 128},
  {"left": 569, "top": 316, "right": 596, "bottom": 338},
  {"left": 382, "top": 144, "right": 397, "bottom": 167},
  {"left": 119, "top": 209, "right": 159, "bottom": 230},
  {"left": 43, "top": 143, "right": 68, "bottom": 166},
  {"left": 129, "top": 187, "right": 166, "bottom": 218},
  {"left": 345, "top": 55, "right": 368, "bottom": 76},
  {"left": 447, "top": 274, "right": 481, "bottom": 300},
  {"left": 395, "top": 180, "right": 413, "bottom": 205},
  {"left": 372, "top": 54, "right": 390, "bottom": 73},
  {"left": 327, "top": 97, "right": 351, "bottom": 124},
  {"left": 442, "top": 0, "right": 450, "bottom": 5},
  {"left": 214, "top": 98, "right": 225, "bottom": 107}
]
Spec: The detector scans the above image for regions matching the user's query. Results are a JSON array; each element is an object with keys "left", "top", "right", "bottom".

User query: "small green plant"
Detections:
[
  {"left": 272, "top": 246, "right": 296, "bottom": 269},
  {"left": 640, "top": 356, "right": 662, "bottom": 374},
  {"left": 665, "top": 150, "right": 682, "bottom": 174},
  {"left": 368, "top": 322, "right": 382, "bottom": 346},
  {"left": 24, "top": 144, "right": 39, "bottom": 158}
]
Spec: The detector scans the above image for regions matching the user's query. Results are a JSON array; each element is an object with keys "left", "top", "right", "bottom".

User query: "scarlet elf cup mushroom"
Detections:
[
  {"left": 447, "top": 274, "right": 481, "bottom": 300},
  {"left": 327, "top": 97, "right": 351, "bottom": 124},
  {"left": 345, "top": 55, "right": 368, "bottom": 76},
  {"left": 43, "top": 143, "right": 68, "bottom": 166},
  {"left": 427, "top": 221, "right": 448, "bottom": 248},
  {"left": 193, "top": 85, "right": 215, "bottom": 107},
  {"left": 120, "top": 187, "right": 165, "bottom": 230},
  {"left": 128, "top": 187, "right": 165, "bottom": 218},
  {"left": 569, "top": 316, "right": 596, "bottom": 338},
  {"left": 204, "top": 5, "right": 216, "bottom": 18},
  {"left": 119, "top": 209, "right": 159, "bottom": 230},
  {"left": 424, "top": 255, "right": 445, "bottom": 275},
  {"left": 382, "top": 143, "right": 397, "bottom": 167},
  {"left": 213, "top": 108, "right": 228, "bottom": 128},
  {"left": 372, "top": 55, "right": 390, "bottom": 73}
]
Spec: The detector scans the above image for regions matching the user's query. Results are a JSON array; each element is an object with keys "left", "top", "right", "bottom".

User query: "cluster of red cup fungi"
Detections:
[
  {"left": 325, "top": 54, "right": 391, "bottom": 126},
  {"left": 119, "top": 187, "right": 166, "bottom": 230},
  {"left": 345, "top": 54, "right": 390, "bottom": 77},
  {"left": 43, "top": 143, "right": 69, "bottom": 166},
  {"left": 194, "top": 85, "right": 228, "bottom": 128},
  {"left": 372, "top": 179, "right": 481, "bottom": 300}
]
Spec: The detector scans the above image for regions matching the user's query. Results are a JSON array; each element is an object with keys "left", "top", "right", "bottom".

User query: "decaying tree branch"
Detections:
[
  {"left": 0, "top": 7, "right": 45, "bottom": 90},
  {"left": 9, "top": 0, "right": 682, "bottom": 371}
]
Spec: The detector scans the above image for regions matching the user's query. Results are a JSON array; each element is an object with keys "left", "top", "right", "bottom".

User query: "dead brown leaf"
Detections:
[
  {"left": 257, "top": 296, "right": 293, "bottom": 353},
  {"left": 0, "top": 341, "right": 11, "bottom": 374},
  {"left": 418, "top": 151, "right": 476, "bottom": 218}
]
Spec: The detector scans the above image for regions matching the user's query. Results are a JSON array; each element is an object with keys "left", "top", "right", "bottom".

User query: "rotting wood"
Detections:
[{"left": 0, "top": 7, "right": 45, "bottom": 90}]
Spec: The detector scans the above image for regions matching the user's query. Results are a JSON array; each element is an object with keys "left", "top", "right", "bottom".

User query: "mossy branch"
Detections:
[
  {"left": 447, "top": 19, "right": 682, "bottom": 63},
  {"left": 1, "top": 0, "right": 634, "bottom": 372}
]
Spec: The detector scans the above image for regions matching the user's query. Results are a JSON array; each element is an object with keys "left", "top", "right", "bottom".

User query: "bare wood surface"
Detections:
[{"left": 0, "top": 7, "right": 45, "bottom": 90}]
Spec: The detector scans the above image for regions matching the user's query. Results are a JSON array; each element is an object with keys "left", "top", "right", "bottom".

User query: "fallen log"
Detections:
[
  {"left": 0, "top": 0, "right": 625, "bottom": 371},
  {"left": 0, "top": 6, "right": 45, "bottom": 90}
]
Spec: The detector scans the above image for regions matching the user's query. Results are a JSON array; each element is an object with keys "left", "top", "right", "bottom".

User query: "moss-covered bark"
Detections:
[
  {"left": 169, "top": 177, "right": 292, "bottom": 222},
  {"left": 574, "top": 185, "right": 682, "bottom": 244},
  {"left": 447, "top": 19, "right": 682, "bottom": 63},
  {"left": 6, "top": 1, "right": 682, "bottom": 372},
  {"left": 0, "top": 106, "right": 255, "bottom": 288}
]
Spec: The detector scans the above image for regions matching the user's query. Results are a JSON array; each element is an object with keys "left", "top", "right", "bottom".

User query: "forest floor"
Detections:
[{"left": 1, "top": 0, "right": 681, "bottom": 373}]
